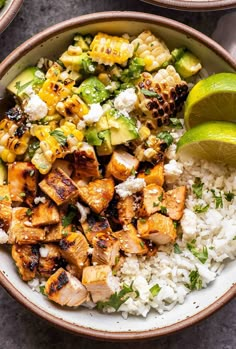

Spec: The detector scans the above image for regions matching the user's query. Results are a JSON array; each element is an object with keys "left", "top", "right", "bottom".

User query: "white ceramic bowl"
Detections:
[
  {"left": 0, "top": 0, "right": 23, "bottom": 34},
  {"left": 141, "top": 0, "right": 236, "bottom": 11},
  {"left": 0, "top": 12, "right": 235, "bottom": 341}
]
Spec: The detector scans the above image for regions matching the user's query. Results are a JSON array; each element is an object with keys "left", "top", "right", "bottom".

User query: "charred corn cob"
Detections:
[
  {"left": 56, "top": 94, "right": 89, "bottom": 124},
  {"left": 0, "top": 118, "right": 30, "bottom": 163},
  {"left": 38, "top": 78, "right": 74, "bottom": 115},
  {"left": 45, "top": 62, "right": 63, "bottom": 81},
  {"left": 131, "top": 30, "right": 172, "bottom": 72},
  {"left": 137, "top": 68, "right": 188, "bottom": 129},
  {"left": 31, "top": 122, "right": 83, "bottom": 174},
  {"left": 89, "top": 32, "right": 134, "bottom": 66}
]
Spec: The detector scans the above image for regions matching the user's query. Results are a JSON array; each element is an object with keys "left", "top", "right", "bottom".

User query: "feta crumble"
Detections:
[
  {"left": 76, "top": 202, "right": 90, "bottom": 223},
  {"left": 39, "top": 246, "right": 49, "bottom": 258},
  {"left": 83, "top": 103, "right": 104, "bottom": 125},
  {"left": 0, "top": 228, "right": 8, "bottom": 244},
  {"left": 164, "top": 159, "right": 183, "bottom": 184},
  {"left": 115, "top": 176, "right": 146, "bottom": 199},
  {"left": 34, "top": 196, "right": 47, "bottom": 205},
  {"left": 114, "top": 88, "right": 137, "bottom": 116},
  {"left": 24, "top": 94, "right": 48, "bottom": 121}
]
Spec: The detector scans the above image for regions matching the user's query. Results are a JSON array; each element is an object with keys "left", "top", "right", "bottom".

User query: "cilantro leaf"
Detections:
[
  {"left": 187, "top": 241, "right": 208, "bottom": 264},
  {"left": 62, "top": 206, "right": 77, "bottom": 228},
  {"left": 50, "top": 129, "right": 67, "bottom": 146},
  {"left": 193, "top": 204, "right": 209, "bottom": 213},
  {"left": 169, "top": 118, "right": 183, "bottom": 129},
  {"left": 28, "top": 140, "right": 40, "bottom": 159},
  {"left": 144, "top": 168, "right": 151, "bottom": 175},
  {"left": 140, "top": 88, "right": 161, "bottom": 98},
  {"left": 174, "top": 243, "right": 182, "bottom": 254},
  {"left": 149, "top": 284, "right": 161, "bottom": 297},
  {"left": 157, "top": 131, "right": 173, "bottom": 147},
  {"left": 39, "top": 285, "right": 46, "bottom": 295},
  {"left": 224, "top": 191, "right": 235, "bottom": 202},
  {"left": 97, "top": 283, "right": 134, "bottom": 311},
  {"left": 211, "top": 189, "right": 223, "bottom": 209},
  {"left": 160, "top": 206, "right": 167, "bottom": 214},
  {"left": 187, "top": 270, "right": 202, "bottom": 290},
  {"left": 192, "top": 177, "right": 204, "bottom": 199}
]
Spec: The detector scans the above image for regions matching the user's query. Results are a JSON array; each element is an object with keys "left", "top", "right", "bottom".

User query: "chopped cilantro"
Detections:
[
  {"left": 28, "top": 141, "right": 40, "bottom": 159},
  {"left": 139, "top": 218, "right": 147, "bottom": 223},
  {"left": 153, "top": 202, "right": 159, "bottom": 207},
  {"left": 50, "top": 129, "right": 67, "bottom": 146},
  {"left": 157, "top": 131, "right": 173, "bottom": 147},
  {"left": 144, "top": 168, "right": 151, "bottom": 175},
  {"left": 187, "top": 241, "right": 208, "bottom": 264},
  {"left": 26, "top": 208, "right": 32, "bottom": 216},
  {"left": 160, "top": 206, "right": 167, "bottom": 215},
  {"left": 192, "top": 177, "right": 204, "bottom": 199},
  {"left": 39, "top": 285, "right": 46, "bottom": 295},
  {"left": 193, "top": 204, "right": 209, "bottom": 213},
  {"left": 233, "top": 236, "right": 236, "bottom": 240},
  {"left": 169, "top": 118, "right": 183, "bottom": 129},
  {"left": 62, "top": 205, "right": 77, "bottom": 227},
  {"left": 0, "top": 195, "right": 8, "bottom": 201},
  {"left": 158, "top": 193, "right": 163, "bottom": 202},
  {"left": 15, "top": 80, "right": 33, "bottom": 95},
  {"left": 187, "top": 270, "right": 202, "bottom": 290},
  {"left": 224, "top": 191, "right": 235, "bottom": 202},
  {"left": 140, "top": 88, "right": 161, "bottom": 98},
  {"left": 97, "top": 283, "right": 134, "bottom": 311},
  {"left": 20, "top": 192, "right": 26, "bottom": 197},
  {"left": 174, "top": 243, "right": 182, "bottom": 254},
  {"left": 211, "top": 189, "right": 223, "bottom": 209},
  {"left": 140, "top": 241, "right": 145, "bottom": 249},
  {"left": 173, "top": 221, "right": 179, "bottom": 229},
  {"left": 149, "top": 284, "right": 161, "bottom": 297},
  {"left": 131, "top": 167, "right": 136, "bottom": 176}
]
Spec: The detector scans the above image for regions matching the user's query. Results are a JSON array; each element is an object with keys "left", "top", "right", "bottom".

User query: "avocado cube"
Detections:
[
  {"left": 173, "top": 49, "right": 202, "bottom": 79},
  {"left": 85, "top": 127, "right": 103, "bottom": 146},
  {"left": 77, "top": 77, "right": 110, "bottom": 104},
  {"left": 96, "top": 130, "right": 113, "bottom": 156}
]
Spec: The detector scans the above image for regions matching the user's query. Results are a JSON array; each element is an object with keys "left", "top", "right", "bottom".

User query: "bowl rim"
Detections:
[
  {"left": 0, "top": 11, "right": 236, "bottom": 341},
  {"left": 0, "top": 0, "right": 23, "bottom": 34},
  {"left": 141, "top": 0, "right": 236, "bottom": 11}
]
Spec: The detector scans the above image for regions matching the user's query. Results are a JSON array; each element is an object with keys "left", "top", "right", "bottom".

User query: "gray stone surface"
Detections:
[{"left": 0, "top": 0, "right": 235, "bottom": 347}]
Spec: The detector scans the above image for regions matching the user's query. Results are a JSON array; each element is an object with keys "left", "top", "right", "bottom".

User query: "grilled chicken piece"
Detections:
[
  {"left": 51, "top": 159, "right": 74, "bottom": 177},
  {"left": 137, "top": 213, "right": 176, "bottom": 245},
  {"left": 39, "top": 167, "right": 79, "bottom": 206},
  {"left": 0, "top": 185, "right": 12, "bottom": 231},
  {"left": 81, "top": 214, "right": 111, "bottom": 244},
  {"left": 139, "top": 184, "right": 164, "bottom": 216},
  {"left": 45, "top": 268, "right": 88, "bottom": 307},
  {"left": 113, "top": 224, "right": 148, "bottom": 255},
  {"left": 112, "top": 255, "right": 125, "bottom": 275},
  {"left": 146, "top": 240, "right": 158, "bottom": 257},
  {"left": 82, "top": 265, "right": 119, "bottom": 303},
  {"left": 106, "top": 149, "right": 139, "bottom": 181},
  {"left": 59, "top": 232, "right": 89, "bottom": 270},
  {"left": 38, "top": 244, "right": 64, "bottom": 278},
  {"left": 74, "top": 143, "right": 100, "bottom": 178},
  {"left": 66, "top": 258, "right": 90, "bottom": 280},
  {"left": 117, "top": 196, "right": 136, "bottom": 225},
  {"left": 8, "top": 162, "right": 38, "bottom": 206},
  {"left": 8, "top": 207, "right": 45, "bottom": 244},
  {"left": 44, "top": 207, "right": 74, "bottom": 242},
  {"left": 12, "top": 244, "right": 39, "bottom": 281},
  {"left": 138, "top": 162, "right": 164, "bottom": 186},
  {"left": 164, "top": 186, "right": 186, "bottom": 220},
  {"left": 92, "top": 233, "right": 120, "bottom": 266},
  {"left": 32, "top": 199, "right": 60, "bottom": 226},
  {"left": 78, "top": 178, "right": 114, "bottom": 214}
]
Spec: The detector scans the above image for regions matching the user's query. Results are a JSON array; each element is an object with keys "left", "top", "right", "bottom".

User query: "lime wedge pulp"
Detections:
[
  {"left": 177, "top": 121, "right": 236, "bottom": 166},
  {"left": 184, "top": 73, "right": 236, "bottom": 129}
]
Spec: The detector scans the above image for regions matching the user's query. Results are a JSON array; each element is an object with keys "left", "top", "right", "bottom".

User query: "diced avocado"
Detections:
[
  {"left": 7, "top": 67, "right": 45, "bottom": 97},
  {"left": 96, "top": 130, "right": 113, "bottom": 156},
  {"left": 77, "top": 76, "right": 110, "bottom": 104},
  {"left": 171, "top": 47, "right": 186, "bottom": 62},
  {"left": 0, "top": 160, "right": 7, "bottom": 185},
  {"left": 73, "top": 34, "right": 93, "bottom": 51},
  {"left": 95, "top": 115, "right": 109, "bottom": 132},
  {"left": 120, "top": 57, "right": 145, "bottom": 82},
  {"left": 85, "top": 127, "right": 103, "bottom": 146},
  {"left": 173, "top": 49, "right": 202, "bottom": 79},
  {"left": 60, "top": 52, "right": 95, "bottom": 73},
  {"left": 107, "top": 110, "right": 139, "bottom": 145}
]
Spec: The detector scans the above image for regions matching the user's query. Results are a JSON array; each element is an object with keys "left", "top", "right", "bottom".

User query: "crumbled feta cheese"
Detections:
[
  {"left": 0, "top": 228, "right": 8, "bottom": 244},
  {"left": 76, "top": 202, "right": 90, "bottom": 223},
  {"left": 114, "top": 88, "right": 137, "bottom": 115},
  {"left": 166, "top": 143, "right": 177, "bottom": 160},
  {"left": 39, "top": 246, "right": 49, "bottom": 258},
  {"left": 24, "top": 94, "right": 48, "bottom": 121},
  {"left": 181, "top": 209, "right": 197, "bottom": 239},
  {"left": 83, "top": 103, "right": 104, "bottom": 124},
  {"left": 115, "top": 176, "right": 146, "bottom": 199},
  {"left": 34, "top": 196, "right": 46, "bottom": 205},
  {"left": 164, "top": 159, "right": 183, "bottom": 184},
  {"left": 77, "top": 120, "right": 86, "bottom": 130}
]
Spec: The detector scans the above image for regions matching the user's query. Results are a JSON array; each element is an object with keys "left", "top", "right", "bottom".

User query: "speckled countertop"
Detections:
[{"left": 0, "top": 0, "right": 235, "bottom": 348}]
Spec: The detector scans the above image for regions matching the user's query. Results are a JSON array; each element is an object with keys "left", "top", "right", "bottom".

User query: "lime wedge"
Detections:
[
  {"left": 184, "top": 73, "right": 236, "bottom": 129},
  {"left": 177, "top": 121, "right": 236, "bottom": 166}
]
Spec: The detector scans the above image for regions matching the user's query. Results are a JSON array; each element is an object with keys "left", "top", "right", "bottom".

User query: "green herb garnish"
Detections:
[
  {"left": 26, "top": 208, "right": 33, "bottom": 216},
  {"left": 160, "top": 206, "right": 167, "bottom": 214},
  {"left": 140, "top": 241, "right": 145, "bottom": 249},
  {"left": 97, "top": 283, "right": 134, "bottom": 311},
  {"left": 193, "top": 204, "right": 209, "bottom": 213},
  {"left": 50, "top": 129, "right": 67, "bottom": 146},
  {"left": 139, "top": 218, "right": 147, "bottom": 223},
  {"left": 153, "top": 202, "right": 159, "bottom": 207},
  {"left": 0, "top": 195, "right": 8, "bottom": 201},
  {"left": 174, "top": 243, "right": 182, "bottom": 254},
  {"left": 62, "top": 205, "right": 77, "bottom": 228},
  {"left": 15, "top": 80, "right": 33, "bottom": 95},
  {"left": 39, "top": 285, "right": 46, "bottom": 295},
  {"left": 144, "top": 168, "right": 151, "bottom": 175},
  {"left": 187, "top": 270, "right": 202, "bottom": 290},
  {"left": 169, "top": 118, "right": 183, "bottom": 129},
  {"left": 20, "top": 192, "right": 26, "bottom": 197},
  {"left": 149, "top": 284, "right": 161, "bottom": 297},
  {"left": 192, "top": 177, "right": 204, "bottom": 199},
  {"left": 224, "top": 191, "right": 235, "bottom": 202},
  {"left": 157, "top": 131, "right": 173, "bottom": 147},
  {"left": 131, "top": 167, "right": 136, "bottom": 176},
  {"left": 140, "top": 88, "right": 161, "bottom": 98},
  {"left": 211, "top": 189, "right": 223, "bottom": 209},
  {"left": 28, "top": 141, "right": 40, "bottom": 159},
  {"left": 158, "top": 193, "right": 163, "bottom": 202},
  {"left": 187, "top": 241, "right": 208, "bottom": 264}
]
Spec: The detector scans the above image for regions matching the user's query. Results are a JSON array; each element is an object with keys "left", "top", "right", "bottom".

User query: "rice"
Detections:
[{"left": 103, "top": 129, "right": 236, "bottom": 318}]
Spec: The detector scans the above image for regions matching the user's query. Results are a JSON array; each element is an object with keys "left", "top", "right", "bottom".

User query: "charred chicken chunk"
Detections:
[
  {"left": 106, "top": 149, "right": 139, "bottom": 181},
  {"left": 74, "top": 143, "right": 100, "bottom": 178},
  {"left": 113, "top": 223, "right": 148, "bottom": 255},
  {"left": 38, "top": 244, "right": 64, "bottom": 278},
  {"left": 31, "top": 198, "right": 60, "bottom": 226},
  {"left": 12, "top": 244, "right": 39, "bottom": 281},
  {"left": 0, "top": 185, "right": 12, "bottom": 232},
  {"left": 92, "top": 233, "right": 120, "bottom": 266},
  {"left": 81, "top": 214, "right": 111, "bottom": 244},
  {"left": 164, "top": 186, "right": 186, "bottom": 221}
]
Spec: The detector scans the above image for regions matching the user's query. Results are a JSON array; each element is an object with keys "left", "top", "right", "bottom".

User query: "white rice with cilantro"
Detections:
[{"left": 102, "top": 129, "right": 236, "bottom": 318}]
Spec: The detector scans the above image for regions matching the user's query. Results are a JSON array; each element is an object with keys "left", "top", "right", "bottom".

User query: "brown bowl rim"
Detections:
[
  {"left": 0, "top": 0, "right": 23, "bottom": 34},
  {"left": 141, "top": 0, "right": 236, "bottom": 11},
  {"left": 0, "top": 11, "right": 236, "bottom": 341}
]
